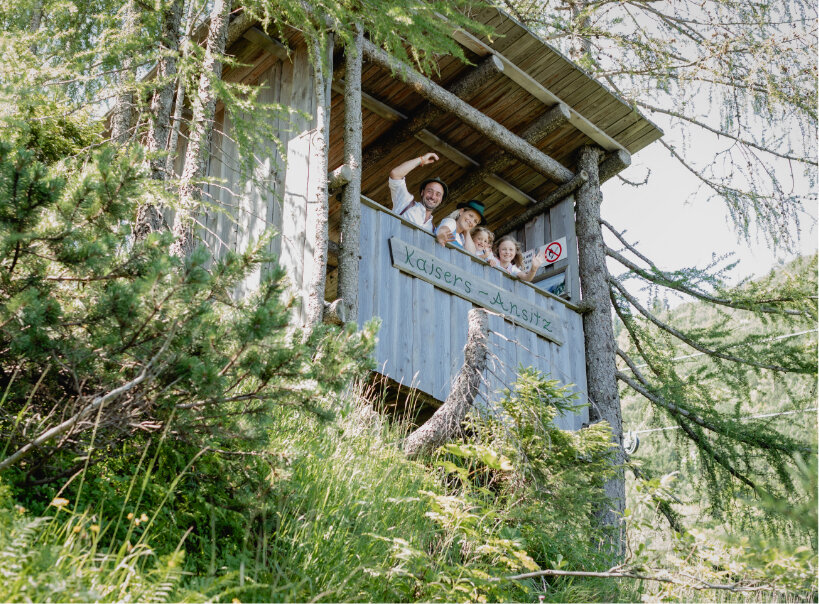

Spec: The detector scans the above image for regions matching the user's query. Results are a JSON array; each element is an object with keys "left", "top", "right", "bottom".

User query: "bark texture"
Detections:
[
  {"left": 361, "top": 40, "right": 574, "bottom": 184},
  {"left": 360, "top": 55, "right": 504, "bottom": 172},
  {"left": 303, "top": 33, "right": 333, "bottom": 328},
  {"left": 446, "top": 103, "right": 571, "bottom": 204},
  {"left": 337, "top": 27, "right": 363, "bottom": 324},
  {"left": 171, "top": 0, "right": 232, "bottom": 259},
  {"left": 404, "top": 309, "right": 489, "bottom": 458},
  {"left": 135, "top": 0, "right": 184, "bottom": 241},
  {"left": 164, "top": 0, "right": 197, "bottom": 178},
  {"left": 575, "top": 144, "right": 625, "bottom": 550},
  {"left": 110, "top": 1, "right": 139, "bottom": 145}
]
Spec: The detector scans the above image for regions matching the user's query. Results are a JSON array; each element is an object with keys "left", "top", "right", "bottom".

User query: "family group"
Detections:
[{"left": 388, "top": 152, "right": 545, "bottom": 281}]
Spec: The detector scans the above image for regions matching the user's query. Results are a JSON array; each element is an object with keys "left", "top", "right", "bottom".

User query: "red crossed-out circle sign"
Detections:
[{"left": 544, "top": 241, "right": 562, "bottom": 263}]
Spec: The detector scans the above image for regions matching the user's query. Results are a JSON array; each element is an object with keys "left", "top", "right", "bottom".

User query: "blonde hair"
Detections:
[
  {"left": 493, "top": 235, "right": 524, "bottom": 268},
  {"left": 471, "top": 226, "right": 495, "bottom": 246}
]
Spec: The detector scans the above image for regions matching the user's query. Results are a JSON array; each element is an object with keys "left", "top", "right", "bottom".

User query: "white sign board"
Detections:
[
  {"left": 522, "top": 237, "right": 567, "bottom": 273},
  {"left": 389, "top": 237, "right": 564, "bottom": 344}
]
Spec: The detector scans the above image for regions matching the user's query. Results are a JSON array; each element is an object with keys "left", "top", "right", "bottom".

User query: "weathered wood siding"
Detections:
[
  {"left": 514, "top": 196, "right": 580, "bottom": 301},
  {"left": 197, "top": 42, "right": 322, "bottom": 322},
  {"left": 359, "top": 199, "right": 589, "bottom": 430}
]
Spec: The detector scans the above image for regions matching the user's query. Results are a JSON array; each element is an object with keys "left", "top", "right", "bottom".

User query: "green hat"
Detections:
[
  {"left": 419, "top": 177, "right": 448, "bottom": 201},
  {"left": 457, "top": 199, "right": 487, "bottom": 226}
]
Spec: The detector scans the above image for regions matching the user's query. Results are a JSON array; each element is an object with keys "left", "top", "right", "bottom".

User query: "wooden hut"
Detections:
[{"left": 182, "top": 7, "right": 663, "bottom": 429}]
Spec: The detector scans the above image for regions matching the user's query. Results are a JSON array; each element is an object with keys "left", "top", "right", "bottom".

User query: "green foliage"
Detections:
[
  {"left": 0, "top": 121, "right": 376, "bottom": 505},
  {"left": 614, "top": 252, "right": 817, "bottom": 519},
  {"left": 249, "top": 0, "right": 492, "bottom": 76},
  {"left": 507, "top": 0, "right": 816, "bottom": 248}
]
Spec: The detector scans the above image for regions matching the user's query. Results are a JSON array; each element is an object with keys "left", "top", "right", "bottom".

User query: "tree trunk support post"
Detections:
[
  {"left": 304, "top": 31, "right": 334, "bottom": 328},
  {"left": 361, "top": 39, "right": 574, "bottom": 184},
  {"left": 338, "top": 25, "right": 363, "bottom": 325},
  {"left": 361, "top": 54, "right": 505, "bottom": 172},
  {"left": 575, "top": 145, "right": 625, "bottom": 551},
  {"left": 404, "top": 308, "right": 489, "bottom": 458}
]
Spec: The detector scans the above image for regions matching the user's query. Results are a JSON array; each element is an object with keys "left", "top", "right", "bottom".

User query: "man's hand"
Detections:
[
  {"left": 390, "top": 153, "right": 440, "bottom": 180},
  {"left": 436, "top": 226, "right": 454, "bottom": 247},
  {"left": 419, "top": 152, "right": 439, "bottom": 167}
]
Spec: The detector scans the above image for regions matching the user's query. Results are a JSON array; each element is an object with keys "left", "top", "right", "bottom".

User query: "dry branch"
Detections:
[{"left": 404, "top": 309, "right": 488, "bottom": 458}]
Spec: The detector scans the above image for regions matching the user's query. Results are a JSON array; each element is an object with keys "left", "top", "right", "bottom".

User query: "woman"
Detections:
[{"left": 434, "top": 200, "right": 487, "bottom": 254}]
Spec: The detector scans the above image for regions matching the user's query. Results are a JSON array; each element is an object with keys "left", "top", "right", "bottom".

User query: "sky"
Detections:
[{"left": 599, "top": 137, "right": 818, "bottom": 296}]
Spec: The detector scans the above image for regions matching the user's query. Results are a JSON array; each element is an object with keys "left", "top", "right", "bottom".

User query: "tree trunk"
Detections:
[
  {"left": 164, "top": 0, "right": 198, "bottom": 178},
  {"left": 360, "top": 39, "right": 574, "bottom": 184},
  {"left": 110, "top": 1, "right": 139, "bottom": 145},
  {"left": 171, "top": 0, "right": 231, "bottom": 259},
  {"left": 360, "top": 55, "right": 504, "bottom": 172},
  {"left": 135, "top": 0, "right": 184, "bottom": 241},
  {"left": 575, "top": 144, "right": 625, "bottom": 553},
  {"left": 337, "top": 26, "right": 363, "bottom": 324},
  {"left": 404, "top": 309, "right": 489, "bottom": 458},
  {"left": 303, "top": 32, "right": 333, "bottom": 327},
  {"left": 446, "top": 103, "right": 571, "bottom": 204}
]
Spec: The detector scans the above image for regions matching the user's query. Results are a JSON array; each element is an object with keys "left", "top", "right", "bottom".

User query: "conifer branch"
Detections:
[
  {"left": 615, "top": 350, "right": 812, "bottom": 457},
  {"left": 603, "top": 239, "right": 809, "bottom": 317},
  {"left": 0, "top": 330, "right": 173, "bottom": 472},
  {"left": 609, "top": 277, "right": 800, "bottom": 373},
  {"left": 636, "top": 102, "right": 816, "bottom": 166}
]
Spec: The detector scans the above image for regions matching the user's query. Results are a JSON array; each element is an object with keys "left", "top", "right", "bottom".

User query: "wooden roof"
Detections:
[{"left": 327, "top": 6, "right": 663, "bottom": 233}]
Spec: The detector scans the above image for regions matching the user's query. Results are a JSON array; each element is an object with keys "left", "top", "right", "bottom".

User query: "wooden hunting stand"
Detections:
[{"left": 178, "top": 7, "right": 663, "bottom": 430}]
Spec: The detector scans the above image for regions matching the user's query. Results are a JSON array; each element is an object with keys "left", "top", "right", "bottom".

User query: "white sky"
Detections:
[{"left": 600, "top": 143, "right": 818, "bottom": 289}]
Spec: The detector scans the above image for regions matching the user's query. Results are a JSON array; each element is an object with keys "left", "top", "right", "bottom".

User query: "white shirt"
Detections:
[
  {"left": 435, "top": 217, "right": 464, "bottom": 247},
  {"left": 388, "top": 177, "right": 433, "bottom": 233},
  {"left": 500, "top": 263, "right": 522, "bottom": 276}
]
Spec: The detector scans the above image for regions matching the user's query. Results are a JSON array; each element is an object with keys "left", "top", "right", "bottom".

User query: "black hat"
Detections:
[
  {"left": 419, "top": 177, "right": 448, "bottom": 201},
  {"left": 457, "top": 199, "right": 487, "bottom": 226}
]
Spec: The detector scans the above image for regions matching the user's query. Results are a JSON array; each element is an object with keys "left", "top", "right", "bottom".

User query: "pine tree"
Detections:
[{"left": 501, "top": 0, "right": 817, "bottom": 532}]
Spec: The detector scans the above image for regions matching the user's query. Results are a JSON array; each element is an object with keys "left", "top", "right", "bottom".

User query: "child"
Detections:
[
  {"left": 493, "top": 235, "right": 544, "bottom": 282},
  {"left": 434, "top": 200, "right": 486, "bottom": 253},
  {"left": 471, "top": 226, "right": 498, "bottom": 267}
]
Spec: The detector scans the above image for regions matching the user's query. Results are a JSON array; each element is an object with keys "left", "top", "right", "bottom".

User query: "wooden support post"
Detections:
[
  {"left": 327, "top": 163, "right": 353, "bottom": 192},
  {"left": 338, "top": 26, "right": 363, "bottom": 324},
  {"left": 446, "top": 103, "right": 571, "bottom": 204},
  {"left": 322, "top": 298, "right": 346, "bottom": 325},
  {"left": 404, "top": 309, "right": 489, "bottom": 458},
  {"left": 598, "top": 149, "right": 632, "bottom": 184},
  {"left": 361, "top": 39, "right": 575, "bottom": 184},
  {"left": 303, "top": 33, "right": 334, "bottom": 328},
  {"left": 495, "top": 170, "right": 588, "bottom": 238},
  {"left": 361, "top": 54, "right": 504, "bottom": 171},
  {"left": 575, "top": 145, "right": 625, "bottom": 549}
]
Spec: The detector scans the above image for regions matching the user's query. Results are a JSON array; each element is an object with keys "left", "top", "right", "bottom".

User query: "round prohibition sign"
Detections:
[{"left": 544, "top": 241, "right": 562, "bottom": 263}]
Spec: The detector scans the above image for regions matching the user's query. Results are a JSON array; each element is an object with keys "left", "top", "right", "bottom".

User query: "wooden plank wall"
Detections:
[
  {"left": 196, "top": 43, "right": 319, "bottom": 323},
  {"left": 514, "top": 196, "right": 580, "bottom": 301},
  {"left": 360, "top": 201, "right": 589, "bottom": 430}
]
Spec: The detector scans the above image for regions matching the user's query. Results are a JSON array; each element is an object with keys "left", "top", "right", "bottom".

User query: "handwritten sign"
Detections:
[
  {"left": 389, "top": 237, "right": 564, "bottom": 344},
  {"left": 522, "top": 237, "right": 567, "bottom": 273}
]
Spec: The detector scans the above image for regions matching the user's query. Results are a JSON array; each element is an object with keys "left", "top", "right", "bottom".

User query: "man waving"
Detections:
[{"left": 388, "top": 152, "right": 448, "bottom": 233}]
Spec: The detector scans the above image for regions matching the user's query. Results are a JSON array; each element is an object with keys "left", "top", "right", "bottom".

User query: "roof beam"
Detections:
[
  {"left": 361, "top": 38, "right": 575, "bottom": 184},
  {"left": 451, "top": 27, "right": 626, "bottom": 153},
  {"left": 359, "top": 54, "right": 504, "bottom": 170},
  {"left": 495, "top": 171, "right": 589, "bottom": 239},
  {"left": 413, "top": 130, "right": 536, "bottom": 205},
  {"left": 446, "top": 102, "right": 571, "bottom": 204},
  {"left": 340, "top": 72, "right": 538, "bottom": 203}
]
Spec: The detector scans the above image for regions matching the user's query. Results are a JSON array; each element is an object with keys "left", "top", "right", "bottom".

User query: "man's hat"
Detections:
[
  {"left": 457, "top": 199, "right": 487, "bottom": 226},
  {"left": 419, "top": 177, "right": 448, "bottom": 201}
]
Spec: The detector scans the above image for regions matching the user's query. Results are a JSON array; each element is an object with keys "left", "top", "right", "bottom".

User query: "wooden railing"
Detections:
[{"left": 357, "top": 197, "right": 589, "bottom": 430}]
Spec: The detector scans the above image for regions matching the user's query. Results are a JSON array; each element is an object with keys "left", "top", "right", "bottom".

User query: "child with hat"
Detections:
[{"left": 435, "top": 200, "right": 487, "bottom": 253}]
